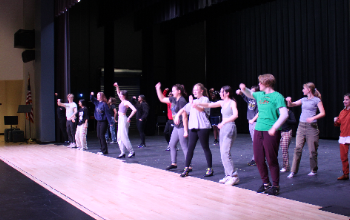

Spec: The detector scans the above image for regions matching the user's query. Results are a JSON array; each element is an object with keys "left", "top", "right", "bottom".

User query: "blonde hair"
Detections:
[
  {"left": 258, "top": 74, "right": 275, "bottom": 88},
  {"left": 304, "top": 82, "right": 322, "bottom": 100},
  {"left": 67, "top": 94, "right": 74, "bottom": 99},
  {"left": 194, "top": 83, "right": 208, "bottom": 97}
]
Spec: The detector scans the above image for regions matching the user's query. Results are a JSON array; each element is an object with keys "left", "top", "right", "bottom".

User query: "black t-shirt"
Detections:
[
  {"left": 108, "top": 104, "right": 116, "bottom": 117},
  {"left": 77, "top": 107, "right": 89, "bottom": 126},
  {"left": 169, "top": 96, "right": 187, "bottom": 128}
]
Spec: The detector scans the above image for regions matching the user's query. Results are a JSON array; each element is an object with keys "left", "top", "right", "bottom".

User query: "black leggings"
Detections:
[
  {"left": 136, "top": 120, "right": 147, "bottom": 145},
  {"left": 185, "top": 129, "right": 212, "bottom": 168},
  {"left": 66, "top": 120, "right": 76, "bottom": 143},
  {"left": 97, "top": 121, "right": 108, "bottom": 154}
]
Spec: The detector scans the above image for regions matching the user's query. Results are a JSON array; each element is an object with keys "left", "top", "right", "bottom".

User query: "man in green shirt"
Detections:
[{"left": 240, "top": 74, "right": 288, "bottom": 195}]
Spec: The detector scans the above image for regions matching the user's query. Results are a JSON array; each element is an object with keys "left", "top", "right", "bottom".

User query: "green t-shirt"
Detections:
[{"left": 252, "top": 91, "right": 286, "bottom": 131}]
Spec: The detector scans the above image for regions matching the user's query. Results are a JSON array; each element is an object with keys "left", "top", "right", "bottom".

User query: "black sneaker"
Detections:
[
  {"left": 248, "top": 160, "right": 256, "bottom": 166},
  {"left": 265, "top": 186, "right": 280, "bottom": 195},
  {"left": 165, "top": 146, "right": 170, "bottom": 151},
  {"left": 180, "top": 167, "right": 190, "bottom": 177},
  {"left": 166, "top": 164, "right": 177, "bottom": 170},
  {"left": 213, "top": 139, "right": 219, "bottom": 145},
  {"left": 257, "top": 182, "right": 271, "bottom": 193},
  {"left": 204, "top": 168, "right": 214, "bottom": 177},
  {"left": 138, "top": 144, "right": 146, "bottom": 148}
]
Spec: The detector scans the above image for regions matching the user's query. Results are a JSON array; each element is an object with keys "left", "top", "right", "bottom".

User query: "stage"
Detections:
[{"left": 0, "top": 133, "right": 349, "bottom": 219}]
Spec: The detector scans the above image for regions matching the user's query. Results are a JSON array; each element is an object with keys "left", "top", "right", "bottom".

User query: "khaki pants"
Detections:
[
  {"left": 75, "top": 124, "right": 87, "bottom": 149},
  {"left": 291, "top": 122, "right": 319, "bottom": 174}
]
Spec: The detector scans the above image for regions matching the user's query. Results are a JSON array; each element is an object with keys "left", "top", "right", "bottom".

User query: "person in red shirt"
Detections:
[
  {"left": 163, "top": 88, "right": 174, "bottom": 151},
  {"left": 334, "top": 93, "right": 350, "bottom": 180}
]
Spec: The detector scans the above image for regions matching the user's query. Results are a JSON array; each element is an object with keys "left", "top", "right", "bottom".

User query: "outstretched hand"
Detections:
[
  {"left": 239, "top": 83, "right": 246, "bottom": 91},
  {"left": 155, "top": 82, "right": 161, "bottom": 89}
]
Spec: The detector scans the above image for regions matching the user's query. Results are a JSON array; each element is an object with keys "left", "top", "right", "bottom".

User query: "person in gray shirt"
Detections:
[{"left": 286, "top": 82, "right": 326, "bottom": 178}]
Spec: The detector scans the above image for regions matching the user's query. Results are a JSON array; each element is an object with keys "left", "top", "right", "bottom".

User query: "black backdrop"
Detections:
[
  {"left": 64, "top": 0, "right": 349, "bottom": 139},
  {"left": 206, "top": 0, "right": 349, "bottom": 138}
]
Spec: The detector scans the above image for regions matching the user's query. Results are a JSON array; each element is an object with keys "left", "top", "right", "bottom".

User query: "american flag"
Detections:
[{"left": 26, "top": 74, "right": 34, "bottom": 123}]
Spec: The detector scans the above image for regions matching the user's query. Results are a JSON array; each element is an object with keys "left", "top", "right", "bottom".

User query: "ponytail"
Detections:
[
  {"left": 195, "top": 83, "right": 208, "bottom": 97},
  {"left": 304, "top": 82, "right": 322, "bottom": 100}
]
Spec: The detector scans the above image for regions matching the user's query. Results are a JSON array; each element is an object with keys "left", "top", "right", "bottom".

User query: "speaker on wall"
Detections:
[
  {"left": 14, "top": 29, "right": 35, "bottom": 49},
  {"left": 22, "top": 50, "right": 35, "bottom": 63}
]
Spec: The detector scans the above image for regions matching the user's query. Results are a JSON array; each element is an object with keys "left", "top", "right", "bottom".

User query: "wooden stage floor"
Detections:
[{"left": 0, "top": 139, "right": 348, "bottom": 220}]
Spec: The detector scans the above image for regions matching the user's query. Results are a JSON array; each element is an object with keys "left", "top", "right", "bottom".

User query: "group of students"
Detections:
[
  {"left": 55, "top": 82, "right": 149, "bottom": 158},
  {"left": 157, "top": 73, "right": 350, "bottom": 196},
  {"left": 56, "top": 74, "right": 350, "bottom": 196}
]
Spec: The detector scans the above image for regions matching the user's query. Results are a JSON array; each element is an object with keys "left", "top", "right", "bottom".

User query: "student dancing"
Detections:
[
  {"left": 57, "top": 94, "right": 77, "bottom": 148},
  {"left": 114, "top": 83, "right": 137, "bottom": 158},
  {"left": 74, "top": 99, "right": 89, "bottom": 150},
  {"left": 155, "top": 82, "right": 188, "bottom": 170},
  {"left": 163, "top": 88, "right": 174, "bottom": 151},
  {"left": 236, "top": 86, "right": 259, "bottom": 166},
  {"left": 105, "top": 97, "right": 117, "bottom": 144},
  {"left": 334, "top": 93, "right": 350, "bottom": 180},
  {"left": 195, "top": 85, "right": 239, "bottom": 185},
  {"left": 90, "top": 91, "right": 114, "bottom": 155},
  {"left": 175, "top": 83, "right": 213, "bottom": 177},
  {"left": 55, "top": 93, "right": 69, "bottom": 144},
  {"left": 286, "top": 82, "right": 325, "bottom": 178},
  {"left": 279, "top": 106, "right": 296, "bottom": 172},
  {"left": 132, "top": 95, "right": 149, "bottom": 148},
  {"left": 240, "top": 74, "right": 288, "bottom": 195}
]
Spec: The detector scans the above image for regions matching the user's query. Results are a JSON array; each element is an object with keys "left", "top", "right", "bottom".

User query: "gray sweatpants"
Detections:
[
  {"left": 169, "top": 127, "right": 188, "bottom": 164},
  {"left": 249, "top": 122, "right": 256, "bottom": 160},
  {"left": 220, "top": 122, "right": 238, "bottom": 177}
]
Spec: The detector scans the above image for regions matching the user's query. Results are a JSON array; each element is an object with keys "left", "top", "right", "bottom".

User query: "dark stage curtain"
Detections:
[
  {"left": 55, "top": 12, "right": 71, "bottom": 142},
  {"left": 206, "top": 0, "right": 349, "bottom": 139},
  {"left": 55, "top": 0, "right": 80, "bottom": 16}
]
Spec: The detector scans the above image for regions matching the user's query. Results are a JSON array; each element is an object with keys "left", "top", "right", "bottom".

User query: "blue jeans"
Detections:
[{"left": 105, "top": 117, "right": 116, "bottom": 142}]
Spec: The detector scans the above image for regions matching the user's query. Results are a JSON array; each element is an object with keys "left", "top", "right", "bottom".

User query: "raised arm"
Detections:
[
  {"left": 285, "top": 97, "right": 302, "bottom": 107},
  {"left": 90, "top": 92, "right": 98, "bottom": 106},
  {"left": 57, "top": 99, "right": 66, "bottom": 107},
  {"left": 113, "top": 82, "right": 121, "bottom": 100},
  {"left": 239, "top": 83, "right": 254, "bottom": 99},
  {"left": 155, "top": 82, "right": 170, "bottom": 103}
]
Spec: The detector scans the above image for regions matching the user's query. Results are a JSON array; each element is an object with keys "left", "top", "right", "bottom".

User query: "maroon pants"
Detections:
[{"left": 253, "top": 130, "right": 281, "bottom": 187}]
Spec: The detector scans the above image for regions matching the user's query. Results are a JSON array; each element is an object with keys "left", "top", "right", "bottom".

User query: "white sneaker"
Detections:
[
  {"left": 287, "top": 172, "right": 295, "bottom": 178},
  {"left": 219, "top": 176, "right": 230, "bottom": 184},
  {"left": 308, "top": 171, "right": 317, "bottom": 176},
  {"left": 67, "top": 143, "right": 73, "bottom": 148},
  {"left": 280, "top": 168, "right": 289, "bottom": 173},
  {"left": 225, "top": 176, "right": 240, "bottom": 186},
  {"left": 71, "top": 143, "right": 76, "bottom": 148},
  {"left": 97, "top": 152, "right": 104, "bottom": 155}
]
